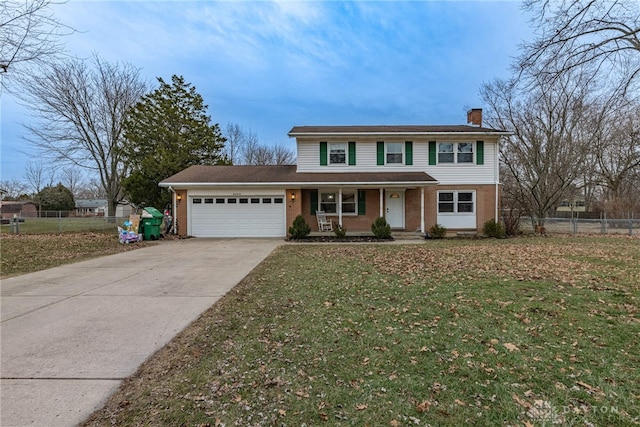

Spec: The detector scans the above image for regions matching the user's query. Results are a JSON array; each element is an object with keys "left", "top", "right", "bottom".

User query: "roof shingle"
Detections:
[{"left": 160, "top": 165, "right": 437, "bottom": 186}]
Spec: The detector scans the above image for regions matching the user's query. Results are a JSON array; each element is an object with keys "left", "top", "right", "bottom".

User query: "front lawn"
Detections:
[
  {"left": 0, "top": 232, "right": 151, "bottom": 278},
  {"left": 84, "top": 237, "right": 639, "bottom": 426}
]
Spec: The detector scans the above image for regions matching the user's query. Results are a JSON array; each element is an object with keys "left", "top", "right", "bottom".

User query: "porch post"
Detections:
[
  {"left": 338, "top": 188, "right": 343, "bottom": 226},
  {"left": 379, "top": 188, "right": 384, "bottom": 217},
  {"left": 420, "top": 186, "right": 425, "bottom": 233}
]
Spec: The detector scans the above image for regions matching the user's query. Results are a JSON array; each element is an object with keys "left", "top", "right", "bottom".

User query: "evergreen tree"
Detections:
[
  {"left": 37, "top": 183, "right": 75, "bottom": 212},
  {"left": 122, "top": 75, "right": 228, "bottom": 208}
]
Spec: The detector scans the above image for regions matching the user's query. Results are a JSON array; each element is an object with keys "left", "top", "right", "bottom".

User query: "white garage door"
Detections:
[{"left": 190, "top": 195, "right": 285, "bottom": 237}]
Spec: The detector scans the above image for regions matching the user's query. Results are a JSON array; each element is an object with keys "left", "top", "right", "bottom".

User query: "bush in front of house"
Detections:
[
  {"left": 483, "top": 218, "right": 506, "bottom": 238},
  {"left": 371, "top": 217, "right": 392, "bottom": 239},
  {"left": 333, "top": 224, "right": 347, "bottom": 238},
  {"left": 427, "top": 223, "right": 447, "bottom": 239},
  {"left": 289, "top": 215, "right": 311, "bottom": 239}
]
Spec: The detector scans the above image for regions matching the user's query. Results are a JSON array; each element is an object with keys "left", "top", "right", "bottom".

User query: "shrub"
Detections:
[
  {"left": 333, "top": 224, "right": 347, "bottom": 238},
  {"left": 288, "top": 215, "right": 311, "bottom": 239},
  {"left": 371, "top": 217, "right": 392, "bottom": 239},
  {"left": 483, "top": 218, "right": 506, "bottom": 238},
  {"left": 427, "top": 223, "right": 447, "bottom": 239}
]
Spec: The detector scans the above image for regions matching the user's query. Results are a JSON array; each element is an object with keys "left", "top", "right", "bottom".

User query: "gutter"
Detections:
[
  {"left": 288, "top": 131, "right": 512, "bottom": 138},
  {"left": 159, "top": 181, "right": 439, "bottom": 188}
]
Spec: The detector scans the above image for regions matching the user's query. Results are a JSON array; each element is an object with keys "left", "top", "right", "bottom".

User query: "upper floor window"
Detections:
[
  {"left": 438, "top": 142, "right": 474, "bottom": 164},
  {"left": 329, "top": 143, "right": 346, "bottom": 164},
  {"left": 377, "top": 141, "right": 413, "bottom": 166},
  {"left": 386, "top": 142, "right": 404, "bottom": 164},
  {"left": 320, "top": 141, "right": 355, "bottom": 166}
]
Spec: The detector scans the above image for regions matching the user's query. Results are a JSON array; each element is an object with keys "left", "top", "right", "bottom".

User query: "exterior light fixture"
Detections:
[
  {"left": 176, "top": 194, "right": 182, "bottom": 201},
  {"left": 291, "top": 192, "right": 296, "bottom": 201}
]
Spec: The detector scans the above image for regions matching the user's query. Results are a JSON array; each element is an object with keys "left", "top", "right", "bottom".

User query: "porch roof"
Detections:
[{"left": 160, "top": 165, "right": 437, "bottom": 188}]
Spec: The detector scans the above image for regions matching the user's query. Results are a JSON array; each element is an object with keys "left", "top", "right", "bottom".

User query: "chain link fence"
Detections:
[
  {"left": 1, "top": 212, "right": 131, "bottom": 234},
  {"left": 520, "top": 216, "right": 639, "bottom": 236}
]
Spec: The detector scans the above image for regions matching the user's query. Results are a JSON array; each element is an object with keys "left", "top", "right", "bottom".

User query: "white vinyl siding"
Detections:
[{"left": 296, "top": 140, "right": 498, "bottom": 185}]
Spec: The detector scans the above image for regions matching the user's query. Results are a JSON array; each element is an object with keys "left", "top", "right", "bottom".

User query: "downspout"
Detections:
[
  {"left": 338, "top": 188, "right": 343, "bottom": 227},
  {"left": 169, "top": 186, "right": 177, "bottom": 235},
  {"left": 420, "top": 186, "right": 425, "bottom": 233},
  {"left": 495, "top": 138, "right": 500, "bottom": 222}
]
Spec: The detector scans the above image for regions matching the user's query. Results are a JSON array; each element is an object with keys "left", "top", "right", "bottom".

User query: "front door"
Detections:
[{"left": 385, "top": 190, "right": 405, "bottom": 228}]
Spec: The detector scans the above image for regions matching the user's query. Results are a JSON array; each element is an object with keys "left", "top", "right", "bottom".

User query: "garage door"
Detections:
[{"left": 190, "top": 196, "right": 285, "bottom": 237}]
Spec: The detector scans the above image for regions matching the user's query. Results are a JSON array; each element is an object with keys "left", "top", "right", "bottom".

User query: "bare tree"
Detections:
[
  {"left": 223, "top": 123, "right": 247, "bottom": 165},
  {"left": 593, "top": 102, "right": 640, "bottom": 216},
  {"left": 75, "top": 178, "right": 107, "bottom": 200},
  {"left": 520, "top": 0, "right": 640, "bottom": 91},
  {"left": 482, "top": 67, "right": 602, "bottom": 225},
  {"left": 272, "top": 143, "right": 296, "bottom": 165},
  {"left": 223, "top": 122, "right": 295, "bottom": 165},
  {"left": 24, "top": 160, "right": 53, "bottom": 195},
  {"left": 20, "top": 55, "right": 146, "bottom": 216},
  {"left": 59, "top": 166, "right": 85, "bottom": 198},
  {"left": 0, "top": 179, "right": 29, "bottom": 199},
  {"left": 0, "top": 0, "right": 73, "bottom": 80}
]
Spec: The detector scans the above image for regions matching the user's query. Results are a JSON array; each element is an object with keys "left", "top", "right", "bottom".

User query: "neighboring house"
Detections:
[
  {"left": 160, "top": 109, "right": 511, "bottom": 238},
  {"left": 75, "top": 199, "right": 108, "bottom": 216},
  {"left": 0, "top": 201, "right": 38, "bottom": 220},
  {"left": 75, "top": 199, "right": 135, "bottom": 217}
]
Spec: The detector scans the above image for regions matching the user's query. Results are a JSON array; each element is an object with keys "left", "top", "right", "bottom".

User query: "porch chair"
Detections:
[{"left": 316, "top": 210, "right": 333, "bottom": 232}]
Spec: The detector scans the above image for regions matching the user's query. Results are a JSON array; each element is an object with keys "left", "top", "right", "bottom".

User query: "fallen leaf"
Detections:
[
  {"left": 454, "top": 398, "right": 467, "bottom": 406},
  {"left": 503, "top": 342, "right": 520, "bottom": 352},
  {"left": 416, "top": 400, "right": 432, "bottom": 412},
  {"left": 512, "top": 393, "right": 531, "bottom": 409},
  {"left": 356, "top": 404, "right": 368, "bottom": 410}
]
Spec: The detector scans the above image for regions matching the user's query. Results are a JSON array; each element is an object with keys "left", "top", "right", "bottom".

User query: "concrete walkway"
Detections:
[{"left": 0, "top": 238, "right": 282, "bottom": 427}]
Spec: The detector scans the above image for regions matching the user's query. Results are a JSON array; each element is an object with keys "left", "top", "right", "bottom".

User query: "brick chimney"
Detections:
[{"left": 467, "top": 108, "right": 482, "bottom": 127}]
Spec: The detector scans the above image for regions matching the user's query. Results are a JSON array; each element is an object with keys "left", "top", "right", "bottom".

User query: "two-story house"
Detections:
[{"left": 160, "top": 109, "right": 510, "bottom": 237}]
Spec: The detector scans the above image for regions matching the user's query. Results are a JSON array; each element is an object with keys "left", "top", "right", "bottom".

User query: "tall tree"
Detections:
[
  {"left": 0, "top": 0, "right": 73, "bottom": 80},
  {"left": 520, "top": 0, "right": 640, "bottom": 91},
  {"left": 122, "top": 75, "right": 227, "bottom": 208},
  {"left": 481, "top": 67, "right": 601, "bottom": 224},
  {"left": 223, "top": 122, "right": 295, "bottom": 165},
  {"left": 593, "top": 103, "right": 640, "bottom": 215},
  {"left": 21, "top": 55, "right": 146, "bottom": 216}
]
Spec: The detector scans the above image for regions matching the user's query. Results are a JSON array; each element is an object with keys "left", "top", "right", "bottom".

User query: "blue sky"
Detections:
[{"left": 1, "top": 0, "right": 532, "bottom": 183}]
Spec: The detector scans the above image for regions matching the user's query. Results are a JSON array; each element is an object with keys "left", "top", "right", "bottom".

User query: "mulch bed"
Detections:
[{"left": 286, "top": 235, "right": 394, "bottom": 243}]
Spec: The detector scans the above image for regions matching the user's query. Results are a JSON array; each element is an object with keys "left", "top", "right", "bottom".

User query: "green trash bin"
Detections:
[{"left": 140, "top": 207, "right": 164, "bottom": 240}]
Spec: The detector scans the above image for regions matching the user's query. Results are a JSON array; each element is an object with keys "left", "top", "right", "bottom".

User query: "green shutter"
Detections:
[
  {"left": 405, "top": 141, "right": 413, "bottom": 165},
  {"left": 348, "top": 141, "right": 356, "bottom": 165},
  {"left": 310, "top": 190, "right": 318, "bottom": 215},
  {"left": 428, "top": 141, "right": 437, "bottom": 165},
  {"left": 319, "top": 142, "right": 327, "bottom": 166},
  {"left": 476, "top": 141, "right": 484, "bottom": 165},
  {"left": 377, "top": 141, "right": 385, "bottom": 165},
  {"left": 358, "top": 190, "right": 366, "bottom": 215}
]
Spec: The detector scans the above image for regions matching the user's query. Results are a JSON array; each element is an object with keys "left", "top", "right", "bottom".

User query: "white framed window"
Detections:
[
  {"left": 438, "top": 142, "right": 475, "bottom": 164},
  {"left": 329, "top": 143, "right": 347, "bottom": 165},
  {"left": 438, "top": 191, "right": 475, "bottom": 214},
  {"left": 386, "top": 142, "right": 403, "bottom": 164},
  {"left": 320, "top": 190, "right": 356, "bottom": 214}
]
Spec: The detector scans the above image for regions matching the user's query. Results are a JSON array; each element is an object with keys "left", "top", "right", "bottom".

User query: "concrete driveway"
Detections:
[{"left": 0, "top": 238, "right": 282, "bottom": 427}]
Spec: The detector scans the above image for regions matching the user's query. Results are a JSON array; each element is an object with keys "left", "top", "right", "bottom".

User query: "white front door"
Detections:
[{"left": 385, "top": 191, "right": 404, "bottom": 228}]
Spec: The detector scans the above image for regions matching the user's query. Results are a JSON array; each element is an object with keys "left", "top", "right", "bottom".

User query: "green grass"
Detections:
[
  {"left": 81, "top": 237, "right": 638, "bottom": 426},
  {"left": 0, "top": 217, "right": 126, "bottom": 234},
  {"left": 0, "top": 232, "right": 151, "bottom": 278}
]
